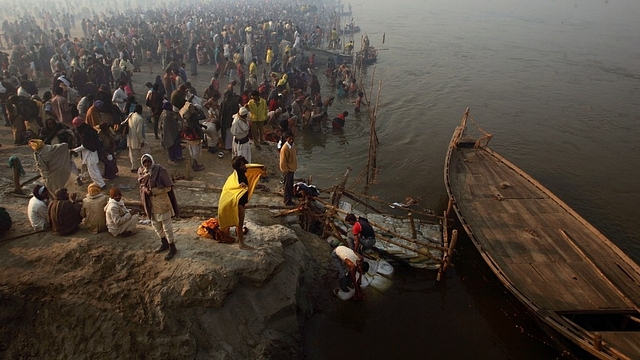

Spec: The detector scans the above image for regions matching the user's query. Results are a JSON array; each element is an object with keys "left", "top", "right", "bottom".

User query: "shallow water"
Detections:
[{"left": 302, "top": 0, "right": 640, "bottom": 358}]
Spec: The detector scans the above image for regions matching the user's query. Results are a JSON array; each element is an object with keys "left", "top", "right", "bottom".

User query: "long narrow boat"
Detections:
[{"left": 444, "top": 108, "right": 640, "bottom": 359}]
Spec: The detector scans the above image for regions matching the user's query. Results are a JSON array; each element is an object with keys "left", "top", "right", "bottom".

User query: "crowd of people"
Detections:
[{"left": 1, "top": 0, "right": 376, "bottom": 296}]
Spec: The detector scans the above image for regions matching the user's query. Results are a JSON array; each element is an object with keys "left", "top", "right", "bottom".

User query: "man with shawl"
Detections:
[
  {"left": 27, "top": 184, "right": 49, "bottom": 230},
  {"left": 97, "top": 122, "right": 119, "bottom": 180},
  {"left": 137, "top": 154, "right": 180, "bottom": 260},
  {"left": 48, "top": 188, "right": 83, "bottom": 236},
  {"left": 217, "top": 156, "right": 264, "bottom": 250},
  {"left": 85, "top": 100, "right": 110, "bottom": 127},
  {"left": 105, "top": 187, "right": 138, "bottom": 237},
  {"left": 80, "top": 183, "right": 109, "bottom": 234},
  {"left": 30, "top": 138, "right": 74, "bottom": 193},
  {"left": 160, "top": 101, "right": 183, "bottom": 165},
  {"left": 219, "top": 89, "right": 239, "bottom": 151}
]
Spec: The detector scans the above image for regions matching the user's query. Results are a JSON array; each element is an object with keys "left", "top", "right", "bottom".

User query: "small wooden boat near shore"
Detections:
[{"left": 445, "top": 108, "right": 640, "bottom": 359}]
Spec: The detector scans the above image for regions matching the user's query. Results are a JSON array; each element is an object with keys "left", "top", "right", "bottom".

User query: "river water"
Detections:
[{"left": 302, "top": 0, "right": 640, "bottom": 358}]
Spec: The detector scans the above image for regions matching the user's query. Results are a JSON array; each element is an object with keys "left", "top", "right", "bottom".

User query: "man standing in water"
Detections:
[{"left": 138, "top": 154, "right": 180, "bottom": 260}]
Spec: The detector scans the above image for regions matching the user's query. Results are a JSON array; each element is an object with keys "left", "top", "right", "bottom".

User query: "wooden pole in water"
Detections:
[
  {"left": 437, "top": 229, "right": 458, "bottom": 281},
  {"left": 330, "top": 167, "right": 351, "bottom": 207},
  {"left": 408, "top": 212, "right": 416, "bottom": 239}
]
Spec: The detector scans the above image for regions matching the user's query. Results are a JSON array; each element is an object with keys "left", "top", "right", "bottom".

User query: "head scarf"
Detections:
[
  {"left": 58, "top": 75, "right": 71, "bottom": 87},
  {"left": 109, "top": 187, "right": 122, "bottom": 198},
  {"left": 87, "top": 183, "right": 101, "bottom": 196},
  {"left": 72, "top": 116, "right": 84, "bottom": 127},
  {"left": 32, "top": 184, "right": 48, "bottom": 200},
  {"left": 29, "top": 139, "right": 45, "bottom": 151},
  {"left": 140, "top": 153, "right": 155, "bottom": 167}
]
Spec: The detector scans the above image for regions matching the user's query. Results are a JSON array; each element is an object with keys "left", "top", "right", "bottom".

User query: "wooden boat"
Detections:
[
  {"left": 444, "top": 108, "right": 640, "bottom": 359},
  {"left": 340, "top": 25, "right": 361, "bottom": 35},
  {"left": 356, "top": 46, "right": 378, "bottom": 65}
]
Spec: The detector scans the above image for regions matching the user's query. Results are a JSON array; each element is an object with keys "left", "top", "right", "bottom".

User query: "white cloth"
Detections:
[
  {"left": 203, "top": 122, "right": 220, "bottom": 147},
  {"left": 73, "top": 145, "right": 105, "bottom": 187},
  {"left": 230, "top": 115, "right": 251, "bottom": 161},
  {"left": 335, "top": 245, "right": 359, "bottom": 264},
  {"left": 27, "top": 197, "right": 49, "bottom": 230},
  {"left": 127, "top": 112, "right": 145, "bottom": 149},
  {"left": 112, "top": 87, "right": 127, "bottom": 113},
  {"left": 105, "top": 198, "right": 138, "bottom": 236},
  {"left": 232, "top": 141, "right": 251, "bottom": 163},
  {"left": 151, "top": 211, "right": 175, "bottom": 243}
]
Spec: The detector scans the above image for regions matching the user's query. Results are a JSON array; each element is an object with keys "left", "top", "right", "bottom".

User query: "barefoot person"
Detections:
[{"left": 217, "top": 156, "right": 264, "bottom": 249}]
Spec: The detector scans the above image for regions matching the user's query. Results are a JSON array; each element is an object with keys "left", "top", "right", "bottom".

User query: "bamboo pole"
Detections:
[
  {"left": 341, "top": 191, "right": 382, "bottom": 214},
  {"left": 375, "top": 233, "right": 441, "bottom": 260},
  {"left": 437, "top": 229, "right": 458, "bottom": 281},
  {"left": 330, "top": 167, "right": 351, "bottom": 207},
  {"left": 408, "top": 212, "right": 416, "bottom": 239},
  {"left": 342, "top": 188, "right": 443, "bottom": 221},
  {"left": 20, "top": 174, "right": 41, "bottom": 187}
]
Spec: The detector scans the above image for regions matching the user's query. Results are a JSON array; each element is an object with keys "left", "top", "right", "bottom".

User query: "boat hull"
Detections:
[{"left": 444, "top": 108, "right": 640, "bottom": 360}]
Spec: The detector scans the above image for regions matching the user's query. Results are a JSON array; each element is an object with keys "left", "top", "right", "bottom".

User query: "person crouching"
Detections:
[{"left": 105, "top": 187, "right": 138, "bottom": 237}]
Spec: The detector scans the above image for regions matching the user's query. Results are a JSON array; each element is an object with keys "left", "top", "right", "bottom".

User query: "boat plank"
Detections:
[
  {"left": 563, "top": 261, "right": 631, "bottom": 308},
  {"left": 467, "top": 200, "right": 523, "bottom": 263},
  {"left": 475, "top": 221, "right": 511, "bottom": 260},
  {"left": 470, "top": 151, "right": 543, "bottom": 199},
  {"left": 509, "top": 263, "right": 579, "bottom": 310},
  {"left": 597, "top": 261, "right": 640, "bottom": 308},
  {"left": 528, "top": 262, "right": 599, "bottom": 310},
  {"left": 601, "top": 332, "right": 640, "bottom": 358},
  {"left": 502, "top": 200, "right": 567, "bottom": 262}
]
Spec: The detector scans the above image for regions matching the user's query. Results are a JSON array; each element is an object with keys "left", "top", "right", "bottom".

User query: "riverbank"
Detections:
[{"left": 0, "top": 61, "right": 339, "bottom": 359}]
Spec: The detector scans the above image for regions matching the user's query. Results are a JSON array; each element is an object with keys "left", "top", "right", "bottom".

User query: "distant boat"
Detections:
[
  {"left": 339, "top": 25, "right": 361, "bottom": 35},
  {"left": 356, "top": 46, "right": 378, "bottom": 65},
  {"left": 445, "top": 108, "right": 640, "bottom": 359}
]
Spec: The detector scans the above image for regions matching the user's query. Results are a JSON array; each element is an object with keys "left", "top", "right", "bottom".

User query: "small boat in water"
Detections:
[
  {"left": 445, "top": 108, "right": 640, "bottom": 359},
  {"left": 340, "top": 25, "right": 361, "bottom": 35}
]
